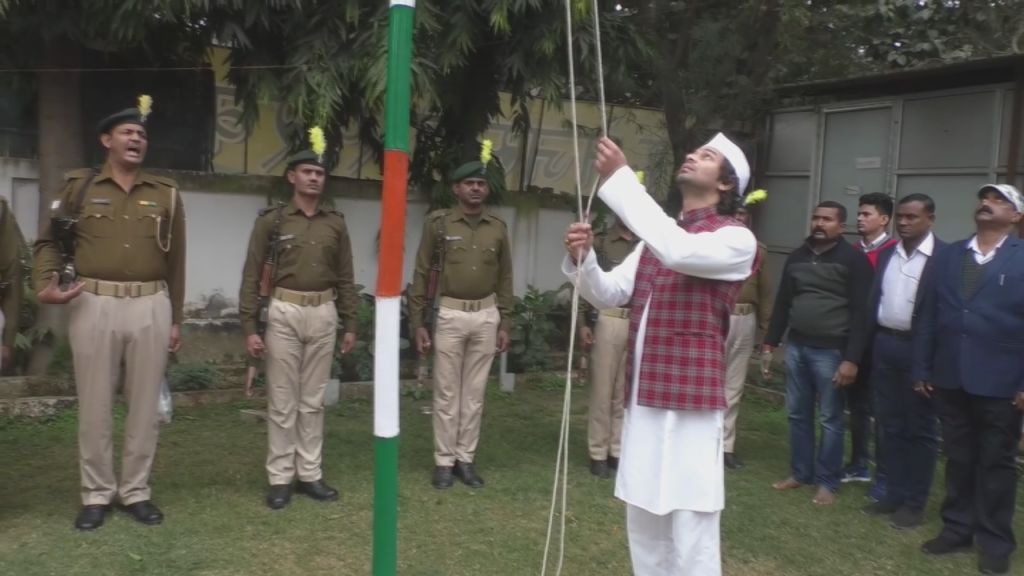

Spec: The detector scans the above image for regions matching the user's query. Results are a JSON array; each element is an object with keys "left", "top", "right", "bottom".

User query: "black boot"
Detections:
[
  {"left": 74, "top": 505, "right": 111, "bottom": 531},
  {"left": 432, "top": 466, "right": 454, "bottom": 489},
  {"left": 295, "top": 479, "right": 339, "bottom": 502},
  {"left": 589, "top": 459, "right": 611, "bottom": 479},
  {"left": 266, "top": 484, "right": 292, "bottom": 510},
  {"left": 121, "top": 500, "right": 164, "bottom": 525},
  {"left": 453, "top": 461, "right": 484, "bottom": 488}
]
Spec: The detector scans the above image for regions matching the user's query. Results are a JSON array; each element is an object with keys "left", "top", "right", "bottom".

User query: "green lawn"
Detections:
[{"left": 1, "top": 381, "right": 1021, "bottom": 576}]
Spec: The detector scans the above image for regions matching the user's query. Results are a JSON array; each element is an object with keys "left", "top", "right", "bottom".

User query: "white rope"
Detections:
[{"left": 540, "top": 1, "right": 609, "bottom": 574}]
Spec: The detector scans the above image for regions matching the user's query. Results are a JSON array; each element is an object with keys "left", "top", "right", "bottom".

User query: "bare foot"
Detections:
[
  {"left": 812, "top": 487, "right": 837, "bottom": 506},
  {"left": 772, "top": 477, "right": 804, "bottom": 491}
]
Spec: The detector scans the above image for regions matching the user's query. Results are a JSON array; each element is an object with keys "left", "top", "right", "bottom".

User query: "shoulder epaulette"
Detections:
[
  {"left": 486, "top": 211, "right": 508, "bottom": 228},
  {"left": 258, "top": 202, "right": 286, "bottom": 217},
  {"left": 426, "top": 209, "right": 449, "bottom": 221},
  {"left": 150, "top": 175, "right": 178, "bottom": 189},
  {"left": 63, "top": 168, "right": 94, "bottom": 181}
]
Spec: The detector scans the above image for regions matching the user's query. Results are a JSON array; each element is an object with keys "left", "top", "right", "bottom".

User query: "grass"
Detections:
[{"left": 0, "top": 382, "right": 1021, "bottom": 576}]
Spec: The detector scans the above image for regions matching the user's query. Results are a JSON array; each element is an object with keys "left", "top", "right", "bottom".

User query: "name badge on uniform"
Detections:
[
  {"left": 138, "top": 200, "right": 158, "bottom": 208},
  {"left": 90, "top": 198, "right": 112, "bottom": 205},
  {"left": 445, "top": 236, "right": 462, "bottom": 242},
  {"left": 50, "top": 200, "right": 61, "bottom": 210}
]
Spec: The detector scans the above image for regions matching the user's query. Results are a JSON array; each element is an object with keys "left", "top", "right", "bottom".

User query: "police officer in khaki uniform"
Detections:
[
  {"left": 239, "top": 149, "right": 358, "bottom": 510},
  {"left": 33, "top": 100, "right": 185, "bottom": 531},
  {"left": 723, "top": 202, "right": 772, "bottom": 470},
  {"left": 578, "top": 215, "right": 638, "bottom": 478},
  {"left": 408, "top": 159, "right": 514, "bottom": 489},
  {"left": 0, "top": 196, "right": 24, "bottom": 373}
]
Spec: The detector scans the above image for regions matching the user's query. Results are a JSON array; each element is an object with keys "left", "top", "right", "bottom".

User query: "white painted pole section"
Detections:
[{"left": 374, "top": 296, "right": 401, "bottom": 438}]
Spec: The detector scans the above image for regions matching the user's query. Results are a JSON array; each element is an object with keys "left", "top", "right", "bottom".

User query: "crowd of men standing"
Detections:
[
  {"left": 0, "top": 97, "right": 1021, "bottom": 575},
  {"left": 575, "top": 179, "right": 1024, "bottom": 575}
]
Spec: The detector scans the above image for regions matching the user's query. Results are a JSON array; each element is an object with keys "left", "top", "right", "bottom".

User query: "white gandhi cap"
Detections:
[{"left": 704, "top": 133, "right": 750, "bottom": 197}]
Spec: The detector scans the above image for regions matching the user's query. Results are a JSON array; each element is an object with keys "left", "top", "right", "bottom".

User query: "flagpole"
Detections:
[{"left": 373, "top": 1, "right": 414, "bottom": 574}]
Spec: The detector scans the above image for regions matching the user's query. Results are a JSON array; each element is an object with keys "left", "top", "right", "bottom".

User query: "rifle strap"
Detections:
[
  {"left": 434, "top": 210, "right": 449, "bottom": 295},
  {"left": 67, "top": 168, "right": 100, "bottom": 217}
]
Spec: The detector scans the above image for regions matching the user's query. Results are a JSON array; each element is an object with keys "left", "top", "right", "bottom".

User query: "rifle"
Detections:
[
  {"left": 51, "top": 170, "right": 98, "bottom": 289},
  {"left": 255, "top": 205, "right": 291, "bottom": 337},
  {"left": 422, "top": 214, "right": 447, "bottom": 333}
]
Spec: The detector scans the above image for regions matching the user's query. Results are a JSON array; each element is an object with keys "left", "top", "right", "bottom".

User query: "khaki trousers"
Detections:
[
  {"left": 69, "top": 290, "right": 171, "bottom": 506},
  {"left": 265, "top": 298, "right": 337, "bottom": 484},
  {"left": 588, "top": 313, "right": 629, "bottom": 460},
  {"left": 723, "top": 311, "right": 757, "bottom": 454},
  {"left": 432, "top": 304, "right": 499, "bottom": 466}
]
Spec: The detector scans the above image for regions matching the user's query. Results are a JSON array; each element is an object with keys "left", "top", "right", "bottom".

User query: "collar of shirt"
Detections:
[
  {"left": 450, "top": 205, "right": 491, "bottom": 224},
  {"left": 860, "top": 231, "right": 890, "bottom": 251},
  {"left": 678, "top": 206, "right": 718, "bottom": 226},
  {"left": 896, "top": 232, "right": 934, "bottom": 261},
  {"left": 93, "top": 163, "right": 159, "bottom": 188},
  {"left": 967, "top": 233, "right": 1009, "bottom": 259},
  {"left": 286, "top": 198, "right": 330, "bottom": 216}
]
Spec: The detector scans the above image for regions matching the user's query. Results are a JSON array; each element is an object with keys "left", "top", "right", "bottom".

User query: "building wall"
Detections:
[
  {"left": 760, "top": 85, "right": 1023, "bottom": 285},
  {"left": 0, "top": 160, "right": 579, "bottom": 313}
]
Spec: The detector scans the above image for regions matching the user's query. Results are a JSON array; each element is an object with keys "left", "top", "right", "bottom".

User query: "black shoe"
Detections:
[
  {"left": 121, "top": 500, "right": 163, "bottom": 526},
  {"left": 890, "top": 507, "right": 925, "bottom": 530},
  {"left": 432, "top": 466, "right": 454, "bottom": 489},
  {"left": 296, "top": 479, "right": 339, "bottom": 502},
  {"left": 979, "top": 553, "right": 1010, "bottom": 575},
  {"left": 590, "top": 459, "right": 611, "bottom": 478},
  {"left": 861, "top": 500, "right": 901, "bottom": 517},
  {"left": 453, "top": 461, "right": 484, "bottom": 488},
  {"left": 724, "top": 453, "right": 744, "bottom": 470},
  {"left": 921, "top": 534, "right": 973, "bottom": 555},
  {"left": 608, "top": 456, "right": 619, "bottom": 470},
  {"left": 266, "top": 484, "right": 292, "bottom": 510},
  {"left": 74, "top": 504, "right": 111, "bottom": 531}
]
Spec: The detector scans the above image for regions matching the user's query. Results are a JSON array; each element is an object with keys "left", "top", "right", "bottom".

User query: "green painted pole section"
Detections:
[
  {"left": 383, "top": 3, "right": 414, "bottom": 151},
  {"left": 374, "top": 3, "right": 414, "bottom": 576},
  {"left": 372, "top": 436, "right": 400, "bottom": 576}
]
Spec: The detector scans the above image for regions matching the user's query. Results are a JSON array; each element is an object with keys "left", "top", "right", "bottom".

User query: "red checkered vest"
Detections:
[{"left": 625, "top": 207, "right": 758, "bottom": 411}]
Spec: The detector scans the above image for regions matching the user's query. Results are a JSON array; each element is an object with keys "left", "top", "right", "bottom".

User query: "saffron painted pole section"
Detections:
[{"left": 374, "top": 1, "right": 414, "bottom": 575}]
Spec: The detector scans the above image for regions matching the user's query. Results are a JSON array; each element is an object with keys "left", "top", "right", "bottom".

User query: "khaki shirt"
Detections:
[
  {"left": 580, "top": 226, "right": 639, "bottom": 324},
  {"left": 408, "top": 206, "right": 514, "bottom": 333},
  {"left": 32, "top": 164, "right": 186, "bottom": 323},
  {"left": 0, "top": 197, "right": 24, "bottom": 348},
  {"left": 735, "top": 243, "right": 773, "bottom": 332},
  {"left": 238, "top": 199, "right": 358, "bottom": 337}
]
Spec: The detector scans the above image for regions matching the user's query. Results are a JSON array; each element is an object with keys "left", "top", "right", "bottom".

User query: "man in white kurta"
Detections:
[{"left": 564, "top": 135, "right": 757, "bottom": 575}]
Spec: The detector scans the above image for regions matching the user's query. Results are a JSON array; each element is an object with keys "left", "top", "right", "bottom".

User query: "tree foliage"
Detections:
[{"left": 1, "top": 0, "right": 1022, "bottom": 212}]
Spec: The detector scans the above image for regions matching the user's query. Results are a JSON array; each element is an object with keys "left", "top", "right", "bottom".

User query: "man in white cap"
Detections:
[
  {"left": 563, "top": 133, "right": 758, "bottom": 576},
  {"left": 913, "top": 183, "right": 1024, "bottom": 575}
]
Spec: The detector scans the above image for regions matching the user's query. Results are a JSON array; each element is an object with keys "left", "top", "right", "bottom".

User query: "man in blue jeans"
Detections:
[{"left": 763, "top": 201, "right": 873, "bottom": 505}]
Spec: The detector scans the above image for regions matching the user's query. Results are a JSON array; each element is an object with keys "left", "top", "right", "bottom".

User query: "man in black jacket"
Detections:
[{"left": 764, "top": 200, "right": 874, "bottom": 506}]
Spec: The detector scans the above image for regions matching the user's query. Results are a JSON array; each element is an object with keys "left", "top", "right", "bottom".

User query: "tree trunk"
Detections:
[
  {"left": 646, "top": 0, "right": 699, "bottom": 165},
  {"left": 29, "top": 36, "right": 84, "bottom": 375},
  {"left": 37, "top": 36, "right": 85, "bottom": 232}
]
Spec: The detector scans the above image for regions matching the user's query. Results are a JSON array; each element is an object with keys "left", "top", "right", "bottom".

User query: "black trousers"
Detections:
[
  {"left": 872, "top": 332, "right": 938, "bottom": 510},
  {"left": 935, "top": 387, "right": 1022, "bottom": 557},
  {"left": 847, "top": 346, "right": 884, "bottom": 475}
]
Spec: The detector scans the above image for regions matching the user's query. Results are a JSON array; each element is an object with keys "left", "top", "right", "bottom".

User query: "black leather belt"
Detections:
[{"left": 878, "top": 326, "right": 912, "bottom": 340}]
